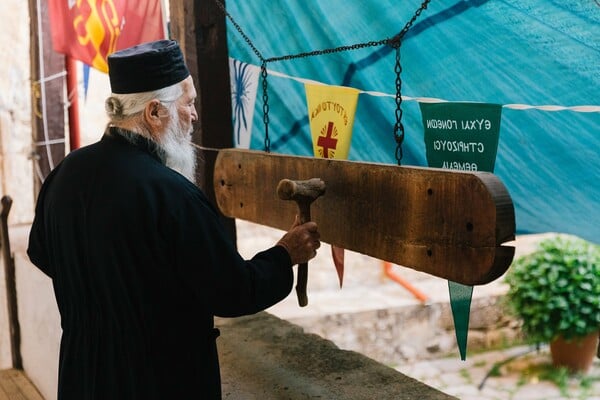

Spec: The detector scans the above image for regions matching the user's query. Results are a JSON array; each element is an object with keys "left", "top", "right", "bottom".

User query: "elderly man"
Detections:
[{"left": 28, "top": 40, "right": 320, "bottom": 399}]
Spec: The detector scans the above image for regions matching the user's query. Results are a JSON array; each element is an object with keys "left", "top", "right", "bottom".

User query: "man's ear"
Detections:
[{"left": 143, "top": 100, "right": 164, "bottom": 136}]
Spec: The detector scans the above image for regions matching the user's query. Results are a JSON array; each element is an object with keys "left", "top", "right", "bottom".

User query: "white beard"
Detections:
[{"left": 157, "top": 111, "right": 197, "bottom": 183}]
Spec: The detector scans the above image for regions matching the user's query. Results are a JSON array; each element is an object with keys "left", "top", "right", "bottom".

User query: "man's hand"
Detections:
[{"left": 276, "top": 215, "right": 321, "bottom": 265}]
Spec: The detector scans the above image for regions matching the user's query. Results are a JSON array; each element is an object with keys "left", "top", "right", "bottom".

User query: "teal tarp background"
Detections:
[{"left": 225, "top": 0, "right": 600, "bottom": 244}]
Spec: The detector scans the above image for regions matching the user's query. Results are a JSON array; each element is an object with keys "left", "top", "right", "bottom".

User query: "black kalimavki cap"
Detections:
[{"left": 107, "top": 40, "right": 190, "bottom": 94}]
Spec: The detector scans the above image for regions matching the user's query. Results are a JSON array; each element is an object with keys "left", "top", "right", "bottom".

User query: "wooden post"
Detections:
[
  {"left": 169, "top": 0, "right": 236, "bottom": 242},
  {"left": 1, "top": 196, "right": 22, "bottom": 370}
]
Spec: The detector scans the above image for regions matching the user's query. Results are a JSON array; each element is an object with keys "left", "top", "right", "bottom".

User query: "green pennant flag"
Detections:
[
  {"left": 420, "top": 102, "right": 502, "bottom": 360},
  {"left": 421, "top": 102, "right": 502, "bottom": 171}
]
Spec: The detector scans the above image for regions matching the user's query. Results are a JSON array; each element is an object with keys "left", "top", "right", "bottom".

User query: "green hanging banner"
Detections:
[
  {"left": 447, "top": 281, "right": 473, "bottom": 360},
  {"left": 419, "top": 101, "right": 503, "bottom": 361},
  {"left": 420, "top": 102, "right": 502, "bottom": 172}
]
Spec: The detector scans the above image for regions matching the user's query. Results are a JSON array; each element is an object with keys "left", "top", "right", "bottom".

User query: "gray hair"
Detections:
[{"left": 105, "top": 81, "right": 183, "bottom": 122}]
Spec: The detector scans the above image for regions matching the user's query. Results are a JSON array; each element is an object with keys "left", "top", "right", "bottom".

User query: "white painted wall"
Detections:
[
  {"left": 0, "top": 0, "right": 35, "bottom": 224},
  {"left": 12, "top": 227, "right": 60, "bottom": 400},
  {"left": 0, "top": 0, "right": 37, "bottom": 380},
  {"left": 0, "top": 1, "right": 111, "bottom": 399},
  {"left": 0, "top": 3, "right": 61, "bottom": 398}
]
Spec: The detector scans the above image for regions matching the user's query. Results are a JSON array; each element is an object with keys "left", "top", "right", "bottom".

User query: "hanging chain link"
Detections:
[
  {"left": 389, "top": 0, "right": 431, "bottom": 48},
  {"left": 265, "top": 40, "right": 390, "bottom": 64},
  {"left": 214, "top": 0, "right": 431, "bottom": 159},
  {"left": 393, "top": 46, "right": 404, "bottom": 165},
  {"left": 261, "top": 61, "right": 271, "bottom": 152},
  {"left": 213, "top": 0, "right": 264, "bottom": 63},
  {"left": 389, "top": 0, "right": 431, "bottom": 165}
]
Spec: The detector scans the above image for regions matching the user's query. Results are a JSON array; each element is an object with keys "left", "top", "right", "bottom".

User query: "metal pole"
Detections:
[{"left": 66, "top": 56, "right": 81, "bottom": 151}]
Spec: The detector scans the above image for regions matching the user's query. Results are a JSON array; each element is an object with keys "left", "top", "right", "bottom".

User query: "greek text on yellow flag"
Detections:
[{"left": 305, "top": 84, "right": 359, "bottom": 159}]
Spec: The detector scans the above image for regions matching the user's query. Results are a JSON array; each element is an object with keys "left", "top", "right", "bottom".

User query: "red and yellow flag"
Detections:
[
  {"left": 49, "top": 0, "right": 166, "bottom": 72},
  {"left": 305, "top": 83, "right": 359, "bottom": 287},
  {"left": 305, "top": 83, "right": 359, "bottom": 160}
]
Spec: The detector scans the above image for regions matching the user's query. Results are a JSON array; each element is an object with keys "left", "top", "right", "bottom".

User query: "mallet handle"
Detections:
[
  {"left": 277, "top": 178, "right": 325, "bottom": 308},
  {"left": 295, "top": 203, "right": 311, "bottom": 307},
  {"left": 296, "top": 263, "right": 308, "bottom": 307}
]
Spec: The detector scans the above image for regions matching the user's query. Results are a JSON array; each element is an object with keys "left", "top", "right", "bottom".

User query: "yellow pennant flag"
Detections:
[
  {"left": 305, "top": 83, "right": 359, "bottom": 288},
  {"left": 305, "top": 84, "right": 359, "bottom": 160}
]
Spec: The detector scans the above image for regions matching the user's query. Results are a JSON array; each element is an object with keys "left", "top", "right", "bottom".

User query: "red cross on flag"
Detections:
[
  {"left": 305, "top": 83, "right": 359, "bottom": 159},
  {"left": 305, "top": 83, "right": 359, "bottom": 287}
]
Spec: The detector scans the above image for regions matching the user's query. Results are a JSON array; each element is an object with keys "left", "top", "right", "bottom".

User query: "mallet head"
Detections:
[{"left": 277, "top": 178, "right": 326, "bottom": 203}]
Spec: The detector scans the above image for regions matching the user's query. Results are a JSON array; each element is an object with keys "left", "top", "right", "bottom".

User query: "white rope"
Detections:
[
  {"left": 35, "top": 138, "right": 66, "bottom": 146},
  {"left": 33, "top": 71, "right": 67, "bottom": 85},
  {"left": 502, "top": 104, "right": 600, "bottom": 112},
  {"left": 66, "top": 87, "right": 77, "bottom": 108},
  {"left": 267, "top": 67, "right": 600, "bottom": 113},
  {"left": 33, "top": 159, "right": 45, "bottom": 184},
  {"left": 191, "top": 143, "right": 222, "bottom": 153}
]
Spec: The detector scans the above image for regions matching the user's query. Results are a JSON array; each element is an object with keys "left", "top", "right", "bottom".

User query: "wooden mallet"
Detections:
[{"left": 277, "top": 178, "right": 326, "bottom": 307}]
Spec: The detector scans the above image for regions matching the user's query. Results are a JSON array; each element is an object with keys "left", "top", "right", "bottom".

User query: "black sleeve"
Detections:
[
  {"left": 172, "top": 185, "right": 294, "bottom": 318},
  {"left": 27, "top": 170, "right": 57, "bottom": 279}
]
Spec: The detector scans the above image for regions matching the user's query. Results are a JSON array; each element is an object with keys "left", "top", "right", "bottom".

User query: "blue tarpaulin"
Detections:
[{"left": 225, "top": 0, "right": 600, "bottom": 244}]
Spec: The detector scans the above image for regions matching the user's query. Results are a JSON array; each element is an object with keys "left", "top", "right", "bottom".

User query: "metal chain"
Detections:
[
  {"left": 393, "top": 46, "right": 404, "bottom": 165},
  {"left": 213, "top": 0, "right": 431, "bottom": 159},
  {"left": 389, "top": 0, "right": 431, "bottom": 47},
  {"left": 213, "top": 0, "right": 273, "bottom": 150},
  {"left": 261, "top": 61, "right": 271, "bottom": 152},
  {"left": 389, "top": 0, "right": 431, "bottom": 165},
  {"left": 213, "top": 0, "right": 264, "bottom": 63},
  {"left": 265, "top": 40, "right": 390, "bottom": 63}
]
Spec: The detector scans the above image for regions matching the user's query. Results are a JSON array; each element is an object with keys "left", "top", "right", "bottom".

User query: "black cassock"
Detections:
[{"left": 28, "top": 128, "right": 293, "bottom": 399}]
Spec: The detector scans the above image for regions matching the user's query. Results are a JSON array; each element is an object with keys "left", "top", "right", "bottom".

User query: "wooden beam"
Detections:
[{"left": 214, "top": 149, "right": 516, "bottom": 285}]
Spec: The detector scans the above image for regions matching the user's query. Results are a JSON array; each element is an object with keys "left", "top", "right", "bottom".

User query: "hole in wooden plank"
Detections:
[
  {"left": 240, "top": 202, "right": 244, "bottom": 208},
  {"left": 427, "top": 188, "right": 433, "bottom": 196},
  {"left": 427, "top": 249, "right": 433, "bottom": 256},
  {"left": 220, "top": 179, "right": 225, "bottom": 186},
  {"left": 466, "top": 222, "right": 474, "bottom": 232}
]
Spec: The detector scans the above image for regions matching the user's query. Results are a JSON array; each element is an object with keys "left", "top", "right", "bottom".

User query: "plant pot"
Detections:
[{"left": 550, "top": 331, "right": 599, "bottom": 373}]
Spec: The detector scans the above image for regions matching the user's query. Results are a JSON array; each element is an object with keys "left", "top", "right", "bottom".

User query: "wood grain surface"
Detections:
[{"left": 214, "top": 149, "right": 515, "bottom": 285}]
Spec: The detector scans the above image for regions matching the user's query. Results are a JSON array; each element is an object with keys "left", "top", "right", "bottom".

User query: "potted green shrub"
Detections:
[{"left": 504, "top": 235, "right": 600, "bottom": 373}]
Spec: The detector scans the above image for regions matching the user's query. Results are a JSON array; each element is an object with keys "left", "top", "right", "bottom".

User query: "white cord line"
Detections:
[
  {"left": 266, "top": 66, "right": 600, "bottom": 113},
  {"left": 33, "top": 71, "right": 67, "bottom": 85},
  {"left": 502, "top": 104, "right": 600, "bottom": 112},
  {"left": 34, "top": 160, "right": 45, "bottom": 184},
  {"left": 35, "top": 138, "right": 66, "bottom": 146}
]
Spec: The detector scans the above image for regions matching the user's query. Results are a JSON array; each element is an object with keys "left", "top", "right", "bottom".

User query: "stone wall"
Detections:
[
  {"left": 0, "top": 0, "right": 34, "bottom": 224},
  {"left": 0, "top": 0, "right": 110, "bottom": 226},
  {"left": 0, "top": 2, "right": 112, "bottom": 397},
  {"left": 284, "top": 292, "right": 524, "bottom": 366},
  {"left": 0, "top": 0, "right": 34, "bottom": 381}
]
